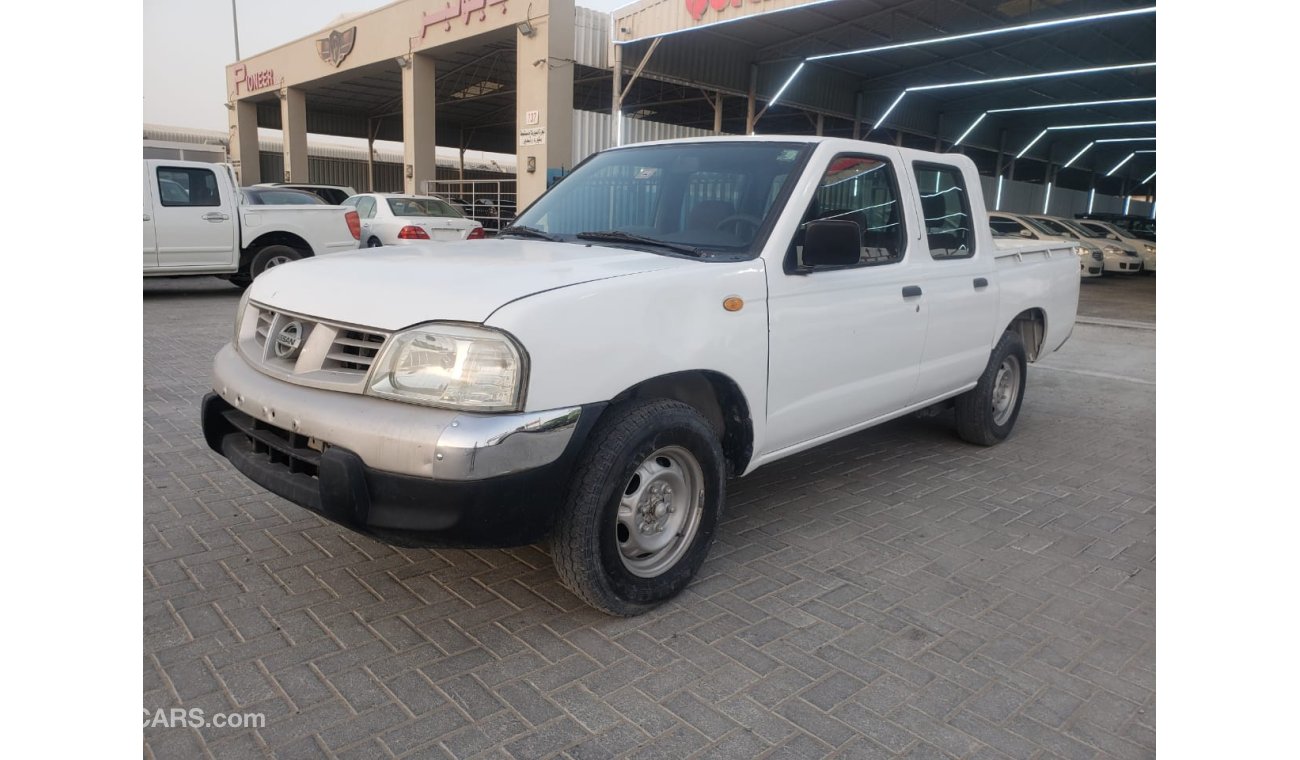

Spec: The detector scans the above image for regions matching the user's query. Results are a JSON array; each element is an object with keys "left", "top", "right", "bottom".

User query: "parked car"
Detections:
[
  {"left": 202, "top": 137, "right": 1079, "bottom": 615},
  {"left": 341, "top": 193, "right": 485, "bottom": 246},
  {"left": 1023, "top": 213, "right": 1143, "bottom": 274},
  {"left": 1076, "top": 212, "right": 1155, "bottom": 242},
  {"left": 143, "top": 160, "right": 361, "bottom": 287},
  {"left": 989, "top": 212, "right": 1102, "bottom": 278},
  {"left": 241, "top": 187, "right": 326, "bottom": 206},
  {"left": 1077, "top": 219, "right": 1156, "bottom": 273},
  {"left": 254, "top": 182, "right": 358, "bottom": 205}
]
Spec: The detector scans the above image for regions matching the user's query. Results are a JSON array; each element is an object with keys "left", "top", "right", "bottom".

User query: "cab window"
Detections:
[
  {"left": 914, "top": 163, "right": 975, "bottom": 260},
  {"left": 790, "top": 154, "right": 906, "bottom": 270},
  {"left": 157, "top": 167, "right": 221, "bottom": 207}
]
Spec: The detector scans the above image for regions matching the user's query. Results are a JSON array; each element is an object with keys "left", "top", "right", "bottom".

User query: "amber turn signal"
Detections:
[{"left": 722, "top": 297, "right": 744, "bottom": 312}]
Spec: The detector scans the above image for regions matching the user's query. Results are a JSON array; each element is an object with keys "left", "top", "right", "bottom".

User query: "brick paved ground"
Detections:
[{"left": 144, "top": 274, "right": 1155, "bottom": 759}]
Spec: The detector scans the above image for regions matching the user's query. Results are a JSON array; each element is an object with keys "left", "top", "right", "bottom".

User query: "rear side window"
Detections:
[
  {"left": 914, "top": 163, "right": 974, "bottom": 259},
  {"left": 157, "top": 167, "right": 221, "bottom": 207},
  {"left": 796, "top": 154, "right": 906, "bottom": 267},
  {"left": 356, "top": 197, "right": 377, "bottom": 219}
]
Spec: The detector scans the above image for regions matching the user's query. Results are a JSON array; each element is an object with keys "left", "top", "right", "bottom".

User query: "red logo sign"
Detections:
[
  {"left": 686, "top": 0, "right": 768, "bottom": 22},
  {"left": 233, "top": 64, "right": 276, "bottom": 95},
  {"left": 420, "top": 0, "right": 509, "bottom": 38}
]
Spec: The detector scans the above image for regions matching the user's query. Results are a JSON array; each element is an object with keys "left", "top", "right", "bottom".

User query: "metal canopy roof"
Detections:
[{"left": 614, "top": 0, "right": 1155, "bottom": 193}]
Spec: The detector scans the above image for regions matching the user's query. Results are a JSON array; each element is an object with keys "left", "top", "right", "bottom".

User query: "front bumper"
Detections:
[{"left": 203, "top": 344, "right": 605, "bottom": 546}]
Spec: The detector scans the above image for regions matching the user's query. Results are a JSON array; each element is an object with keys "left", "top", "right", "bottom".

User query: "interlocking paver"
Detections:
[{"left": 144, "top": 276, "right": 1155, "bottom": 758}]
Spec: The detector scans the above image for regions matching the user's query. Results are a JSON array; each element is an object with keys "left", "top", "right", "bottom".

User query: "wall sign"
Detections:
[
  {"left": 233, "top": 64, "right": 276, "bottom": 95},
  {"left": 420, "top": 0, "right": 510, "bottom": 38},
  {"left": 317, "top": 27, "right": 357, "bottom": 67},
  {"left": 685, "top": 0, "right": 774, "bottom": 22},
  {"left": 519, "top": 127, "right": 546, "bottom": 146}
]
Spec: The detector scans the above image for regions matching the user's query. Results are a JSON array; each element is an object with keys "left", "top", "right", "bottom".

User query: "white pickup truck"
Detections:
[
  {"left": 143, "top": 159, "right": 361, "bottom": 287},
  {"left": 201, "top": 137, "right": 1079, "bottom": 615}
]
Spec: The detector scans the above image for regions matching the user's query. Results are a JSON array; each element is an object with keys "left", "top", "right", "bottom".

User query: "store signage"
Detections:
[
  {"left": 420, "top": 0, "right": 509, "bottom": 38},
  {"left": 685, "top": 0, "right": 774, "bottom": 22},
  {"left": 232, "top": 64, "right": 276, "bottom": 95},
  {"left": 317, "top": 27, "right": 356, "bottom": 67}
]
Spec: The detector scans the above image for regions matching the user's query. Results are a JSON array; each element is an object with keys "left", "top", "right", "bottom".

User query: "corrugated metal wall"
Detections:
[
  {"left": 259, "top": 152, "right": 511, "bottom": 193},
  {"left": 572, "top": 109, "right": 724, "bottom": 164},
  {"left": 979, "top": 176, "right": 1153, "bottom": 219},
  {"left": 574, "top": 6, "right": 610, "bottom": 69}
]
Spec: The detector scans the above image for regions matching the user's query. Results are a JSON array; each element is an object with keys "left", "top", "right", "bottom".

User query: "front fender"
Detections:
[{"left": 487, "top": 258, "right": 770, "bottom": 458}]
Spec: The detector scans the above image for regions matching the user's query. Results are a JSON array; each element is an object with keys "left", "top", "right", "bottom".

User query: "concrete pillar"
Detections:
[
  {"left": 713, "top": 92, "right": 723, "bottom": 135},
  {"left": 401, "top": 53, "right": 437, "bottom": 195},
  {"left": 516, "top": 0, "right": 574, "bottom": 207},
  {"left": 611, "top": 42, "right": 623, "bottom": 146},
  {"left": 815, "top": 113, "right": 824, "bottom": 136},
  {"left": 280, "top": 87, "right": 308, "bottom": 183},
  {"left": 228, "top": 99, "right": 260, "bottom": 185}
]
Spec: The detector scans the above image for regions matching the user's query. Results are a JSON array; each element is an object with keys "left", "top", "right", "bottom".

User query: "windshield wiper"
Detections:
[
  {"left": 575, "top": 231, "right": 706, "bottom": 257},
  {"left": 497, "top": 224, "right": 560, "bottom": 241}
]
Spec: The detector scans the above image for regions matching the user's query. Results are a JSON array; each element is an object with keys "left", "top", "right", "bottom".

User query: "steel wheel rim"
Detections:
[
  {"left": 615, "top": 445, "right": 705, "bottom": 578},
  {"left": 991, "top": 355, "right": 1021, "bottom": 426},
  {"left": 265, "top": 254, "right": 292, "bottom": 268}
]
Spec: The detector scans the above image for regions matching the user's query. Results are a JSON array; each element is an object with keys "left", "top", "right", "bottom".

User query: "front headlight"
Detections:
[
  {"left": 233, "top": 289, "right": 252, "bottom": 344},
  {"left": 1103, "top": 245, "right": 1122, "bottom": 255},
  {"left": 1144, "top": 244, "right": 1155, "bottom": 253},
  {"left": 1072, "top": 246, "right": 1086, "bottom": 258},
  {"left": 367, "top": 323, "right": 526, "bottom": 412}
]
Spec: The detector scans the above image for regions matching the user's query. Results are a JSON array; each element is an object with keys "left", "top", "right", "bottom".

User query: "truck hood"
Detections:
[{"left": 248, "top": 239, "right": 690, "bottom": 330}]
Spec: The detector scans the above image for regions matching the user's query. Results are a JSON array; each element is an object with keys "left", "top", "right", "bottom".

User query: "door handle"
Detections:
[
  {"left": 202, "top": 212, "right": 230, "bottom": 222},
  {"left": 142, "top": 213, "right": 151, "bottom": 221},
  {"left": 901, "top": 285, "right": 923, "bottom": 298},
  {"left": 973, "top": 277, "right": 989, "bottom": 289}
]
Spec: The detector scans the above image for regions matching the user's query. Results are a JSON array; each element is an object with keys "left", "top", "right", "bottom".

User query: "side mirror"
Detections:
[
  {"left": 1019, "top": 229, "right": 1035, "bottom": 239},
  {"left": 803, "top": 220, "right": 861, "bottom": 267}
]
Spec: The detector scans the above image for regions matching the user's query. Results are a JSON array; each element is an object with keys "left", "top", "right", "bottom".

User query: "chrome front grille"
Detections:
[
  {"left": 236, "top": 302, "right": 390, "bottom": 392},
  {"left": 1091, "top": 251, "right": 1103, "bottom": 261}
]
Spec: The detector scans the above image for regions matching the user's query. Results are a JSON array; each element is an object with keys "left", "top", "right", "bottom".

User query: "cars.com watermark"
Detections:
[{"left": 143, "top": 708, "right": 265, "bottom": 729}]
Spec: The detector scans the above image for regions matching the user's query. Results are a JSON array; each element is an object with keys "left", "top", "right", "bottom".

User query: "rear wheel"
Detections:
[
  {"left": 955, "top": 330, "right": 1027, "bottom": 446},
  {"left": 366, "top": 237, "right": 383, "bottom": 248},
  {"left": 250, "top": 245, "right": 304, "bottom": 279},
  {"left": 552, "top": 399, "right": 724, "bottom": 616}
]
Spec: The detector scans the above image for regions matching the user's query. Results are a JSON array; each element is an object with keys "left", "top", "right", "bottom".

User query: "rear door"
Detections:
[
  {"left": 909, "top": 159, "right": 998, "bottom": 403},
  {"left": 142, "top": 165, "right": 158, "bottom": 270},
  {"left": 764, "top": 148, "right": 929, "bottom": 454},
  {"left": 152, "top": 163, "right": 238, "bottom": 268}
]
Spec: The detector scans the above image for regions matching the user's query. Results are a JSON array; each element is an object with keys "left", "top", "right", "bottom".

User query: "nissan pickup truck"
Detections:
[
  {"left": 201, "top": 137, "right": 1079, "bottom": 615},
  {"left": 143, "top": 159, "right": 361, "bottom": 287}
]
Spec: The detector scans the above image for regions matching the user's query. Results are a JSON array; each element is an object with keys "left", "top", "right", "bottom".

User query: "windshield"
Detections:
[
  {"left": 1081, "top": 221, "right": 1125, "bottom": 239},
  {"left": 1055, "top": 219, "right": 1099, "bottom": 239},
  {"left": 1022, "top": 217, "right": 1072, "bottom": 238},
  {"left": 244, "top": 188, "right": 324, "bottom": 205},
  {"left": 509, "top": 141, "right": 811, "bottom": 256},
  {"left": 387, "top": 198, "right": 464, "bottom": 217}
]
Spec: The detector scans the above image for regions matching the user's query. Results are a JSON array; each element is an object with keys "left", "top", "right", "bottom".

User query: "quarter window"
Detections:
[
  {"left": 156, "top": 167, "right": 221, "bottom": 207},
  {"left": 356, "top": 196, "right": 377, "bottom": 219},
  {"left": 914, "top": 163, "right": 975, "bottom": 260}
]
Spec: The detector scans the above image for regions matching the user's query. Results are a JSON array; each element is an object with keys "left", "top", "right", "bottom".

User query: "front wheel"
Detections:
[
  {"left": 954, "top": 330, "right": 1027, "bottom": 446},
  {"left": 552, "top": 399, "right": 725, "bottom": 616}
]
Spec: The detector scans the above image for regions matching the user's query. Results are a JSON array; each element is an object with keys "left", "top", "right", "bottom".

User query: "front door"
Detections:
[
  {"left": 764, "top": 150, "right": 929, "bottom": 455},
  {"left": 143, "top": 166, "right": 158, "bottom": 271},
  {"left": 153, "top": 164, "right": 238, "bottom": 268}
]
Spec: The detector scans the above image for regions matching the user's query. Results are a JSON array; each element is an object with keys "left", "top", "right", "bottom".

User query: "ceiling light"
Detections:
[
  {"left": 766, "top": 61, "right": 805, "bottom": 110},
  {"left": 951, "top": 97, "right": 1155, "bottom": 148},
  {"left": 1106, "top": 152, "right": 1136, "bottom": 176},
  {"left": 1062, "top": 141, "right": 1095, "bottom": 169},
  {"left": 1015, "top": 120, "right": 1156, "bottom": 159},
  {"left": 1141, "top": 170, "right": 1156, "bottom": 184}
]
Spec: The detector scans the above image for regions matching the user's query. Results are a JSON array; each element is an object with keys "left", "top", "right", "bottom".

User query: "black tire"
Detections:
[
  {"left": 955, "top": 329, "right": 1028, "bottom": 446},
  {"left": 250, "top": 245, "right": 304, "bottom": 279},
  {"left": 366, "top": 237, "right": 383, "bottom": 248},
  {"left": 226, "top": 274, "right": 251, "bottom": 290},
  {"left": 553, "top": 399, "right": 725, "bottom": 616}
]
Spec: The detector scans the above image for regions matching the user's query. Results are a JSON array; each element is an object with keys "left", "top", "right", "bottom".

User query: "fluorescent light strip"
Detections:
[
  {"left": 1062, "top": 141, "right": 1095, "bottom": 169},
  {"left": 1141, "top": 170, "right": 1156, "bottom": 184},
  {"left": 1124, "top": 196, "right": 1132, "bottom": 214},
  {"left": 995, "top": 175, "right": 1005, "bottom": 210},
  {"left": 1088, "top": 188, "right": 1096, "bottom": 213},
  {"left": 766, "top": 61, "right": 805, "bottom": 110},
  {"left": 952, "top": 112, "right": 988, "bottom": 147},
  {"left": 952, "top": 97, "right": 1155, "bottom": 148},
  {"left": 1096, "top": 137, "right": 1156, "bottom": 143},
  {"left": 808, "top": 6, "right": 1155, "bottom": 62},
  {"left": 1106, "top": 152, "right": 1136, "bottom": 176},
  {"left": 875, "top": 62, "right": 1155, "bottom": 132},
  {"left": 1016, "top": 120, "right": 1156, "bottom": 159},
  {"left": 1042, "top": 182, "right": 1053, "bottom": 214},
  {"left": 615, "top": 110, "right": 624, "bottom": 147}
]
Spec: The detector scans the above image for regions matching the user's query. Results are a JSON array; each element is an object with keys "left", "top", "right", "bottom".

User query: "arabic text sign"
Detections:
[{"left": 519, "top": 127, "right": 546, "bottom": 147}]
